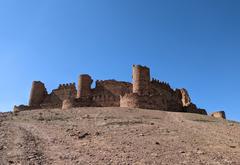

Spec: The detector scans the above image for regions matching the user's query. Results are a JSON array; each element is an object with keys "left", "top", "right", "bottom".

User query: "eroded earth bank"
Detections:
[{"left": 0, "top": 107, "right": 240, "bottom": 165}]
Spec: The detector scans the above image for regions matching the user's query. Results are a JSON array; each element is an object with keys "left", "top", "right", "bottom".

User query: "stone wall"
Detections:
[
  {"left": 150, "top": 79, "right": 182, "bottom": 111},
  {"left": 73, "top": 97, "right": 93, "bottom": 107},
  {"left": 13, "top": 105, "right": 38, "bottom": 113},
  {"left": 92, "top": 95, "right": 120, "bottom": 107},
  {"left": 40, "top": 93, "right": 62, "bottom": 109},
  {"left": 52, "top": 83, "right": 77, "bottom": 100},
  {"left": 120, "top": 93, "right": 167, "bottom": 110},
  {"left": 90, "top": 80, "right": 132, "bottom": 107},
  {"left": 41, "top": 83, "right": 77, "bottom": 109},
  {"left": 93, "top": 80, "right": 132, "bottom": 96}
]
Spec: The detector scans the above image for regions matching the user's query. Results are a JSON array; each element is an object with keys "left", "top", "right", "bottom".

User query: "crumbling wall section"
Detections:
[
  {"left": 90, "top": 80, "right": 132, "bottom": 107},
  {"left": 40, "top": 83, "right": 76, "bottom": 109},
  {"left": 150, "top": 79, "right": 182, "bottom": 111},
  {"left": 93, "top": 80, "right": 132, "bottom": 96},
  {"left": 13, "top": 105, "right": 38, "bottom": 113},
  {"left": 120, "top": 93, "right": 167, "bottom": 110},
  {"left": 74, "top": 97, "right": 93, "bottom": 107},
  {"left": 92, "top": 95, "right": 120, "bottom": 107},
  {"left": 52, "top": 83, "right": 77, "bottom": 100}
]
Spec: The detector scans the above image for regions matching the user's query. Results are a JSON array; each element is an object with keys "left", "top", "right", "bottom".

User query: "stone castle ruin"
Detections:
[{"left": 14, "top": 65, "right": 207, "bottom": 115}]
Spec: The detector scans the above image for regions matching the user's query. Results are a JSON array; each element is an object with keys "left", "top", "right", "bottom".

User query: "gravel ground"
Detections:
[{"left": 0, "top": 107, "right": 240, "bottom": 165}]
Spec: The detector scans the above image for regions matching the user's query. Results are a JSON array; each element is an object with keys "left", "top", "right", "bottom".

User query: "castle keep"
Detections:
[{"left": 14, "top": 65, "right": 207, "bottom": 115}]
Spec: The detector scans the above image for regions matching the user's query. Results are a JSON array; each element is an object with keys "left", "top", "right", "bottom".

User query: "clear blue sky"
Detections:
[{"left": 0, "top": 0, "right": 239, "bottom": 121}]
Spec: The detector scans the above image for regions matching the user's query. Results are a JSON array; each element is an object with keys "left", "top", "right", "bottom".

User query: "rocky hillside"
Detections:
[{"left": 0, "top": 107, "right": 240, "bottom": 165}]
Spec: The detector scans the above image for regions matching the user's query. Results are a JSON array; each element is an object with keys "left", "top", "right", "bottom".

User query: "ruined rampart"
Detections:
[
  {"left": 120, "top": 93, "right": 167, "bottom": 110},
  {"left": 14, "top": 64, "right": 210, "bottom": 117}
]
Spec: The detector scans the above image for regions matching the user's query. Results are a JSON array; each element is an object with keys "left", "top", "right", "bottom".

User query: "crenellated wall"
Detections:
[
  {"left": 150, "top": 78, "right": 182, "bottom": 111},
  {"left": 150, "top": 79, "right": 175, "bottom": 94},
  {"left": 40, "top": 83, "right": 77, "bottom": 109},
  {"left": 52, "top": 83, "right": 77, "bottom": 101}
]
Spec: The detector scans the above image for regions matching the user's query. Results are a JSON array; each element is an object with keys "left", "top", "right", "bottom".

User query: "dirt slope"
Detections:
[{"left": 0, "top": 107, "right": 240, "bottom": 165}]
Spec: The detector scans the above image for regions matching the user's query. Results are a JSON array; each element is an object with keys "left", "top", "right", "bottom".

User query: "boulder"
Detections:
[
  {"left": 13, "top": 105, "right": 31, "bottom": 113},
  {"left": 62, "top": 99, "right": 73, "bottom": 110},
  {"left": 183, "top": 104, "right": 207, "bottom": 115},
  {"left": 183, "top": 103, "right": 197, "bottom": 113},
  {"left": 211, "top": 111, "right": 226, "bottom": 119},
  {"left": 197, "top": 109, "right": 208, "bottom": 115}
]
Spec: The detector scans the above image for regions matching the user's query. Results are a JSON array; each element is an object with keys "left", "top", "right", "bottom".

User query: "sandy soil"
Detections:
[{"left": 0, "top": 107, "right": 240, "bottom": 165}]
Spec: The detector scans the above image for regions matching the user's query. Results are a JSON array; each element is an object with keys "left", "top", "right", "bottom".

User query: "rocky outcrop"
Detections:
[
  {"left": 211, "top": 111, "right": 226, "bottom": 119},
  {"left": 179, "top": 88, "right": 191, "bottom": 106},
  {"left": 13, "top": 105, "right": 39, "bottom": 113}
]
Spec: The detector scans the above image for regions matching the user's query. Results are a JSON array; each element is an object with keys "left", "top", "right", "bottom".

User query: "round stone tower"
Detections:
[
  {"left": 29, "top": 81, "right": 47, "bottom": 107},
  {"left": 77, "top": 74, "right": 93, "bottom": 98},
  {"left": 132, "top": 65, "right": 150, "bottom": 95}
]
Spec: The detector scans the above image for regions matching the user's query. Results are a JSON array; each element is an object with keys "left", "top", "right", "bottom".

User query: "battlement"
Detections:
[
  {"left": 96, "top": 79, "right": 116, "bottom": 85},
  {"left": 132, "top": 64, "right": 150, "bottom": 70},
  {"left": 151, "top": 78, "right": 173, "bottom": 93},
  {"left": 96, "top": 79, "right": 131, "bottom": 86},
  {"left": 58, "top": 83, "right": 76, "bottom": 89}
]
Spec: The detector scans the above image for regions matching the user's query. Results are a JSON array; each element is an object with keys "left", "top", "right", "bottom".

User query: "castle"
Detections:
[{"left": 14, "top": 65, "right": 207, "bottom": 115}]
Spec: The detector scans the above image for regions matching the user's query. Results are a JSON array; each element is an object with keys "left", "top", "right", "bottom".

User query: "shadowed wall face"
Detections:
[
  {"left": 77, "top": 74, "right": 93, "bottom": 98},
  {"left": 29, "top": 81, "right": 47, "bottom": 107},
  {"left": 132, "top": 65, "right": 150, "bottom": 95}
]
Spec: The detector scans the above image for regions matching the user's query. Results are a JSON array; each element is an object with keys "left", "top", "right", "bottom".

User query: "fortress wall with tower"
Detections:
[
  {"left": 120, "top": 65, "right": 168, "bottom": 110},
  {"left": 14, "top": 64, "right": 207, "bottom": 116},
  {"left": 81, "top": 79, "right": 132, "bottom": 107}
]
